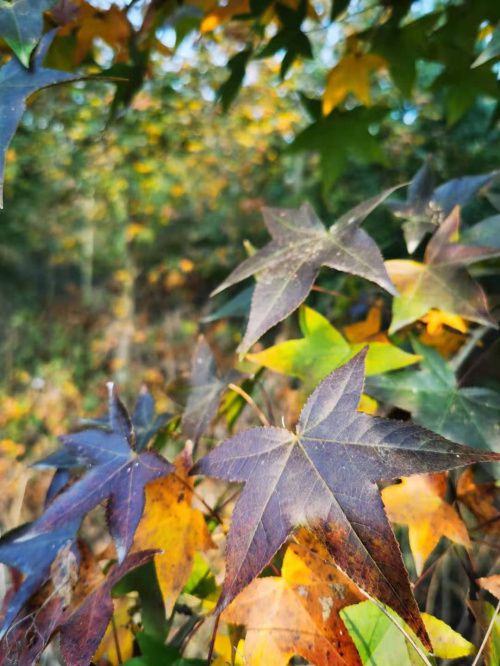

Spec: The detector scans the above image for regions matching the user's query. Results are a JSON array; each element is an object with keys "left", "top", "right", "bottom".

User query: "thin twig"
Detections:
[
  {"left": 450, "top": 325, "right": 489, "bottom": 374},
  {"left": 361, "top": 593, "right": 433, "bottom": 666},
  {"left": 311, "top": 285, "right": 343, "bottom": 298},
  {"left": 413, "top": 549, "right": 450, "bottom": 590},
  {"left": 173, "top": 472, "right": 222, "bottom": 524},
  {"left": 228, "top": 383, "right": 270, "bottom": 426},
  {"left": 471, "top": 599, "right": 500, "bottom": 666},
  {"left": 111, "top": 615, "right": 123, "bottom": 665},
  {"left": 207, "top": 614, "right": 220, "bottom": 665}
]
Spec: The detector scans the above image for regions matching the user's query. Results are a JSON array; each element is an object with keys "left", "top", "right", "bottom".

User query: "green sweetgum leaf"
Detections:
[
  {"left": 0, "top": 0, "right": 57, "bottom": 67},
  {"left": 247, "top": 305, "right": 420, "bottom": 388},
  {"left": 366, "top": 339, "right": 500, "bottom": 461}
]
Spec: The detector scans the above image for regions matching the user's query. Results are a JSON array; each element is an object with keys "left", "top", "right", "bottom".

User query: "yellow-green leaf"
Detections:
[{"left": 421, "top": 613, "right": 476, "bottom": 659}]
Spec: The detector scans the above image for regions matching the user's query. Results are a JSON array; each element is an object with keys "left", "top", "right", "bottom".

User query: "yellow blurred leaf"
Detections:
[
  {"left": 382, "top": 473, "right": 470, "bottom": 575},
  {"left": 323, "top": 53, "right": 386, "bottom": 115},
  {"left": 133, "top": 450, "right": 214, "bottom": 615},
  {"left": 422, "top": 612, "right": 476, "bottom": 659}
]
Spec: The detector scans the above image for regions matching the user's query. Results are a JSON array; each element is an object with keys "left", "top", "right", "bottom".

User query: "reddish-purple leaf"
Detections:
[
  {"left": 192, "top": 349, "right": 499, "bottom": 648},
  {"left": 58, "top": 550, "right": 156, "bottom": 666},
  {"left": 33, "top": 384, "right": 173, "bottom": 561},
  {"left": 387, "top": 161, "right": 498, "bottom": 252},
  {"left": 211, "top": 189, "right": 399, "bottom": 353}
]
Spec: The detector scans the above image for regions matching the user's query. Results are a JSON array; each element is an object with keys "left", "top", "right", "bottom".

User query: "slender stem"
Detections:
[
  {"left": 450, "top": 325, "right": 489, "bottom": 374},
  {"left": 413, "top": 549, "right": 449, "bottom": 590},
  {"left": 228, "top": 383, "right": 270, "bottom": 426},
  {"left": 362, "top": 593, "right": 433, "bottom": 666},
  {"left": 471, "top": 600, "right": 500, "bottom": 666},
  {"left": 207, "top": 614, "right": 220, "bottom": 664},
  {"left": 173, "top": 472, "right": 222, "bottom": 524},
  {"left": 111, "top": 615, "right": 123, "bottom": 665},
  {"left": 311, "top": 285, "right": 343, "bottom": 298}
]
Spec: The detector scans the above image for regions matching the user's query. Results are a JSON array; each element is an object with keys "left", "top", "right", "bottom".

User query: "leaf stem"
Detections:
[
  {"left": 362, "top": 593, "right": 433, "bottom": 666},
  {"left": 471, "top": 599, "right": 500, "bottom": 666},
  {"left": 450, "top": 325, "right": 489, "bottom": 374},
  {"left": 311, "top": 284, "right": 343, "bottom": 298},
  {"left": 228, "top": 383, "right": 270, "bottom": 426},
  {"left": 207, "top": 613, "right": 220, "bottom": 664},
  {"left": 111, "top": 614, "right": 123, "bottom": 665}
]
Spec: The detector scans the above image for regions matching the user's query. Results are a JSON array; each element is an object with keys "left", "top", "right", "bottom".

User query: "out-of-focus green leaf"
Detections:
[
  {"left": 473, "top": 24, "right": 500, "bottom": 67},
  {"left": 0, "top": 0, "right": 57, "bottom": 67},
  {"left": 367, "top": 339, "right": 500, "bottom": 461},
  {"left": 289, "top": 107, "right": 388, "bottom": 189}
]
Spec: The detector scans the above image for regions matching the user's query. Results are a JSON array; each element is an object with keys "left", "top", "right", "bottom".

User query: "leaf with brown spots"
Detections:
[
  {"left": 192, "top": 349, "right": 499, "bottom": 648},
  {"left": 382, "top": 473, "right": 470, "bottom": 574},
  {"left": 222, "top": 530, "right": 363, "bottom": 666},
  {"left": 132, "top": 448, "right": 214, "bottom": 616}
]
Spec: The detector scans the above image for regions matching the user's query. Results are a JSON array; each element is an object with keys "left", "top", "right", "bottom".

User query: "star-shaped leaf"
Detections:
[
  {"left": 382, "top": 473, "right": 470, "bottom": 575},
  {"left": 323, "top": 52, "right": 386, "bottom": 115},
  {"left": 33, "top": 383, "right": 174, "bottom": 562},
  {"left": 211, "top": 189, "right": 398, "bottom": 353},
  {"left": 222, "top": 531, "right": 363, "bottom": 666},
  {"left": 367, "top": 339, "right": 500, "bottom": 459},
  {"left": 247, "top": 305, "right": 420, "bottom": 388},
  {"left": 386, "top": 207, "right": 499, "bottom": 332},
  {"left": 192, "top": 348, "right": 499, "bottom": 647},
  {"left": 0, "top": 29, "right": 79, "bottom": 208},
  {"left": 387, "top": 162, "right": 498, "bottom": 252},
  {"left": 289, "top": 107, "right": 389, "bottom": 189},
  {"left": 182, "top": 336, "right": 239, "bottom": 443},
  {"left": 0, "top": 0, "right": 56, "bottom": 66},
  {"left": 81, "top": 386, "right": 172, "bottom": 452},
  {"left": 132, "top": 449, "right": 214, "bottom": 616}
]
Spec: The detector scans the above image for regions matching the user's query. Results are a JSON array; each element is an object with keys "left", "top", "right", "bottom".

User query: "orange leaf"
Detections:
[
  {"left": 222, "top": 530, "right": 363, "bottom": 666},
  {"left": 382, "top": 473, "right": 470, "bottom": 575}
]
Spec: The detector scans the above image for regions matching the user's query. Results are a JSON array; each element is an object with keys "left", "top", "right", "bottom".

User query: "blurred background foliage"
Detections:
[{"left": 0, "top": 0, "right": 499, "bottom": 445}]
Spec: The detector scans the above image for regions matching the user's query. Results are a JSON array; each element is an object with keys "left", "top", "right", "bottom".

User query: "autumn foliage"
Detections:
[{"left": 1, "top": 1, "right": 500, "bottom": 666}]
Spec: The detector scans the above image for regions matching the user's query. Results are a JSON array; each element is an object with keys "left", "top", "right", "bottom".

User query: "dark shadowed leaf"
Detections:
[
  {"left": 367, "top": 339, "right": 500, "bottom": 460},
  {"left": 0, "top": 521, "right": 78, "bottom": 640},
  {"left": 191, "top": 349, "right": 499, "bottom": 647},
  {"left": 387, "top": 162, "right": 498, "bottom": 252},
  {"left": 289, "top": 107, "right": 388, "bottom": 189},
  {"left": 386, "top": 207, "right": 499, "bottom": 332},
  {"left": 0, "top": 0, "right": 57, "bottom": 66},
  {"left": 33, "top": 383, "right": 173, "bottom": 562},
  {"left": 218, "top": 48, "right": 252, "bottom": 112},
  {"left": 211, "top": 189, "right": 399, "bottom": 353},
  {"left": 0, "top": 541, "right": 78, "bottom": 665},
  {"left": 181, "top": 336, "right": 239, "bottom": 442},
  {"left": 58, "top": 550, "right": 157, "bottom": 666},
  {"left": 0, "top": 29, "right": 79, "bottom": 208}
]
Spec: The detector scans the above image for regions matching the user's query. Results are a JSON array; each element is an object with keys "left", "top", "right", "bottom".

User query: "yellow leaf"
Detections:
[
  {"left": 323, "top": 53, "right": 386, "bottom": 115},
  {"left": 420, "top": 309, "right": 468, "bottom": 335},
  {"left": 343, "top": 300, "right": 386, "bottom": 343},
  {"left": 382, "top": 473, "right": 470, "bottom": 575},
  {"left": 132, "top": 450, "right": 214, "bottom": 615},
  {"left": 422, "top": 612, "right": 476, "bottom": 659},
  {"left": 60, "top": 1, "right": 131, "bottom": 65}
]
